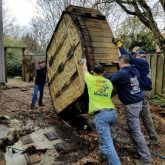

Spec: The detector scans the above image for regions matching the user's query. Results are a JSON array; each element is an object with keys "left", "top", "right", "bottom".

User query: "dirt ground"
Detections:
[{"left": 0, "top": 79, "right": 165, "bottom": 165}]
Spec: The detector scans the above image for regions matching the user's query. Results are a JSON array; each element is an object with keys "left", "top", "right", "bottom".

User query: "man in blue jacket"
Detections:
[
  {"left": 110, "top": 55, "right": 152, "bottom": 165},
  {"left": 112, "top": 38, "right": 158, "bottom": 145},
  {"left": 31, "top": 60, "right": 47, "bottom": 109}
]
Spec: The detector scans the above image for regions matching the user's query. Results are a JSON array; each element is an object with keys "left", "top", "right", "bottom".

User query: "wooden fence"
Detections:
[{"left": 146, "top": 54, "right": 165, "bottom": 97}]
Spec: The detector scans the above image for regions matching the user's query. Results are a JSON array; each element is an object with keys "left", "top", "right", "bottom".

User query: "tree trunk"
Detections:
[
  {"left": 114, "top": 0, "right": 165, "bottom": 54},
  {"left": 137, "top": 0, "right": 165, "bottom": 53}
]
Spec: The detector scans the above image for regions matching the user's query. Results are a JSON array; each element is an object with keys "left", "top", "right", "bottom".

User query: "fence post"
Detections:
[
  {"left": 150, "top": 54, "right": 158, "bottom": 96},
  {"left": 147, "top": 53, "right": 165, "bottom": 97},
  {"left": 155, "top": 54, "right": 164, "bottom": 95},
  {"left": 162, "top": 54, "right": 165, "bottom": 95},
  {"left": 22, "top": 48, "right": 26, "bottom": 81}
]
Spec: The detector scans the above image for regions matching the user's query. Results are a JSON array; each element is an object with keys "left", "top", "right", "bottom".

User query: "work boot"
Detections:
[
  {"left": 146, "top": 139, "right": 159, "bottom": 145},
  {"left": 30, "top": 104, "right": 35, "bottom": 110},
  {"left": 99, "top": 153, "right": 108, "bottom": 163},
  {"left": 133, "top": 159, "right": 152, "bottom": 165},
  {"left": 38, "top": 101, "right": 45, "bottom": 106},
  {"left": 127, "top": 148, "right": 140, "bottom": 159}
]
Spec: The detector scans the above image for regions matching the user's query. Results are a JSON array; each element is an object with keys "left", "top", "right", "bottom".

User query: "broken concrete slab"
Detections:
[
  {"left": 4, "top": 127, "right": 62, "bottom": 165},
  {"left": 5, "top": 142, "right": 27, "bottom": 165},
  {"left": 0, "top": 125, "right": 9, "bottom": 139},
  {"left": 21, "top": 135, "right": 33, "bottom": 145},
  {"left": 44, "top": 132, "right": 58, "bottom": 141},
  {"left": 9, "top": 119, "right": 23, "bottom": 132},
  {"left": 29, "top": 127, "right": 61, "bottom": 149},
  {"left": 26, "top": 128, "right": 62, "bottom": 165}
]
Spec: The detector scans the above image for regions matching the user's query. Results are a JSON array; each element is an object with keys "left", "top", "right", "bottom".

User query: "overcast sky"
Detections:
[
  {"left": 4, "top": 0, "right": 165, "bottom": 31},
  {"left": 5, "top": 0, "right": 37, "bottom": 26}
]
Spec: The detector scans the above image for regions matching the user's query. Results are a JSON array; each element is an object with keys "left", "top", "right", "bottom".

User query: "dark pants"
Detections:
[
  {"left": 140, "top": 91, "right": 158, "bottom": 141},
  {"left": 31, "top": 84, "right": 44, "bottom": 106},
  {"left": 124, "top": 102, "right": 152, "bottom": 162}
]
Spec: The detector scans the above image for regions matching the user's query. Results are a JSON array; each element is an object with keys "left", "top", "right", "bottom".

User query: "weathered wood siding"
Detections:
[
  {"left": 147, "top": 54, "right": 165, "bottom": 97},
  {"left": 0, "top": 0, "right": 5, "bottom": 85},
  {"left": 46, "top": 6, "right": 119, "bottom": 114}
]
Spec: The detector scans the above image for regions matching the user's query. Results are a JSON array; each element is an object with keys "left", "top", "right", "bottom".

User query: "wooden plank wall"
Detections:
[{"left": 147, "top": 54, "right": 165, "bottom": 97}]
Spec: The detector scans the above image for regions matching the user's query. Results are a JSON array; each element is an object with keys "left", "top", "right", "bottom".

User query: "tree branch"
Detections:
[
  {"left": 131, "top": 1, "right": 149, "bottom": 27},
  {"left": 115, "top": 0, "right": 165, "bottom": 53},
  {"left": 115, "top": 0, "right": 137, "bottom": 15},
  {"left": 136, "top": 0, "right": 165, "bottom": 52},
  {"left": 159, "top": 0, "right": 165, "bottom": 12}
]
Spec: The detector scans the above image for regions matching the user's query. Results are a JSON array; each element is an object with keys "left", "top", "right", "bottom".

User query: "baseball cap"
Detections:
[
  {"left": 92, "top": 63, "right": 105, "bottom": 74},
  {"left": 134, "top": 49, "right": 146, "bottom": 58}
]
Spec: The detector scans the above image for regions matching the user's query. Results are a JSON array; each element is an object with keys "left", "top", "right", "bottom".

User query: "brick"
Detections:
[
  {"left": 0, "top": 153, "right": 5, "bottom": 165},
  {"left": 21, "top": 135, "right": 33, "bottom": 145},
  {"left": 44, "top": 132, "right": 58, "bottom": 141},
  {"left": 54, "top": 143, "right": 66, "bottom": 152},
  {"left": 27, "top": 154, "right": 41, "bottom": 164},
  {"left": 0, "top": 160, "right": 5, "bottom": 165}
]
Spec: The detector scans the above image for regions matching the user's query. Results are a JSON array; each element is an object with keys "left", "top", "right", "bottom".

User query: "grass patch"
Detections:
[{"left": 150, "top": 95, "right": 165, "bottom": 105}]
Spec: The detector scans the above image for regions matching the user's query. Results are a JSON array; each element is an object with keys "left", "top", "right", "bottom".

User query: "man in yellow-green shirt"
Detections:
[{"left": 82, "top": 58, "right": 121, "bottom": 165}]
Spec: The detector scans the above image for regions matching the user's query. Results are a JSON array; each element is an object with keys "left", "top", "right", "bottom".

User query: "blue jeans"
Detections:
[
  {"left": 31, "top": 84, "right": 44, "bottom": 106},
  {"left": 94, "top": 110, "right": 121, "bottom": 165}
]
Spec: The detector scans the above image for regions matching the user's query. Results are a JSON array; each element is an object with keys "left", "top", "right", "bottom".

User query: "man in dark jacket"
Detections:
[
  {"left": 112, "top": 38, "right": 158, "bottom": 145},
  {"left": 31, "top": 60, "right": 47, "bottom": 109},
  {"left": 110, "top": 55, "right": 152, "bottom": 165}
]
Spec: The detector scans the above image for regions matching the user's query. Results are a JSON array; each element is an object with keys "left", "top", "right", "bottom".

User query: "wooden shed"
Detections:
[{"left": 46, "top": 5, "right": 119, "bottom": 114}]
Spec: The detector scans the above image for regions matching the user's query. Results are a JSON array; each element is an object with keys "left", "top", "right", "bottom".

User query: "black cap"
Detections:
[
  {"left": 93, "top": 63, "right": 105, "bottom": 74},
  {"left": 134, "top": 49, "right": 146, "bottom": 58}
]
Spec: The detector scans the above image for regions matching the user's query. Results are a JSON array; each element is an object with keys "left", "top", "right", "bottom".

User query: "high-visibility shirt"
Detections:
[{"left": 84, "top": 72, "right": 115, "bottom": 115}]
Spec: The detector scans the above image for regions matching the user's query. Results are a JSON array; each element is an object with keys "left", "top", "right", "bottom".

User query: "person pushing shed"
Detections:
[
  {"left": 110, "top": 55, "right": 152, "bottom": 165},
  {"left": 112, "top": 38, "right": 159, "bottom": 145},
  {"left": 81, "top": 58, "right": 121, "bottom": 165}
]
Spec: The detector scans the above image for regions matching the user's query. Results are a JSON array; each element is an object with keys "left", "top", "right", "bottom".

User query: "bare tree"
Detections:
[
  {"left": 94, "top": 0, "right": 165, "bottom": 53},
  {"left": 34, "top": 0, "right": 98, "bottom": 34},
  {"left": 31, "top": 0, "right": 165, "bottom": 53},
  {"left": 2, "top": 0, "right": 24, "bottom": 39},
  {"left": 30, "top": 0, "right": 99, "bottom": 49},
  {"left": 2, "top": 0, "right": 15, "bottom": 36},
  {"left": 30, "top": 17, "right": 51, "bottom": 54}
]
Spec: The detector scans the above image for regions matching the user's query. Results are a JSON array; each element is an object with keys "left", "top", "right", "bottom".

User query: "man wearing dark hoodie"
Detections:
[
  {"left": 110, "top": 55, "right": 152, "bottom": 165},
  {"left": 31, "top": 60, "right": 47, "bottom": 109},
  {"left": 112, "top": 39, "right": 158, "bottom": 145}
]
